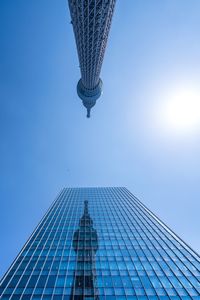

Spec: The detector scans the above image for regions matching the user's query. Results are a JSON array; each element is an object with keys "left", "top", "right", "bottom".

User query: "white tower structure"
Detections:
[{"left": 68, "top": 0, "right": 116, "bottom": 117}]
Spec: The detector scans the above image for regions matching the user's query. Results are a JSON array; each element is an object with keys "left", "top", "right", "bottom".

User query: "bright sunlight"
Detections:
[{"left": 158, "top": 84, "right": 200, "bottom": 135}]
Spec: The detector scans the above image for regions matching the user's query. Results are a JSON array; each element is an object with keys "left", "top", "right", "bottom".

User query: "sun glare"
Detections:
[{"left": 159, "top": 85, "right": 200, "bottom": 135}]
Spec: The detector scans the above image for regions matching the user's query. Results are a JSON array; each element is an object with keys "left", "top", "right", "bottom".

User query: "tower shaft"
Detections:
[{"left": 68, "top": 0, "right": 116, "bottom": 117}]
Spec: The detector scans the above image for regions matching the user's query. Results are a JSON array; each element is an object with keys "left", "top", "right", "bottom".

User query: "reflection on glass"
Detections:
[{"left": 70, "top": 201, "right": 99, "bottom": 299}]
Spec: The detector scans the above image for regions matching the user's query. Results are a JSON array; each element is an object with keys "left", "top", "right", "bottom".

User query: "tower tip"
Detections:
[{"left": 87, "top": 108, "right": 91, "bottom": 118}]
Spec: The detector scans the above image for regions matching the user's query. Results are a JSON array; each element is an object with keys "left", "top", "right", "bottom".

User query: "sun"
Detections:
[{"left": 160, "top": 85, "right": 200, "bottom": 135}]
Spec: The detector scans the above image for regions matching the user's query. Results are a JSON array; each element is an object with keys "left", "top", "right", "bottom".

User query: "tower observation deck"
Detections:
[{"left": 68, "top": 0, "right": 116, "bottom": 117}]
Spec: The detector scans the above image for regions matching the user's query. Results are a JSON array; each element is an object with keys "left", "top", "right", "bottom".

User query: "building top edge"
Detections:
[{"left": 62, "top": 186, "right": 127, "bottom": 190}]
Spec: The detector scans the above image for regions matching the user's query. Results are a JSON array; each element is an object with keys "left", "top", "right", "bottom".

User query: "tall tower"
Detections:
[
  {"left": 68, "top": 1, "right": 116, "bottom": 117},
  {"left": 1, "top": 187, "right": 200, "bottom": 299},
  {"left": 70, "top": 200, "right": 99, "bottom": 299}
]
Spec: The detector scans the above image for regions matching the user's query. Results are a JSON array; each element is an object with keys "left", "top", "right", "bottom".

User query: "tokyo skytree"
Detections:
[{"left": 68, "top": 0, "right": 116, "bottom": 118}]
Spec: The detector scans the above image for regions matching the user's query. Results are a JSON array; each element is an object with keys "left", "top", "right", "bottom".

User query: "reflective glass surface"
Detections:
[{"left": 0, "top": 187, "right": 200, "bottom": 299}]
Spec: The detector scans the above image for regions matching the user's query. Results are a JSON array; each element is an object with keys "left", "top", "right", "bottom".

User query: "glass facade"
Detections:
[{"left": 0, "top": 187, "right": 200, "bottom": 300}]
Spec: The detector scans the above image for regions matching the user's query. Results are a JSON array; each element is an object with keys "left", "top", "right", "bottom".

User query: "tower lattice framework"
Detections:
[{"left": 68, "top": 0, "right": 116, "bottom": 117}]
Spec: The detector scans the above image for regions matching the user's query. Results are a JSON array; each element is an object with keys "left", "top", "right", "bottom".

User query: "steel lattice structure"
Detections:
[{"left": 68, "top": 0, "right": 116, "bottom": 117}]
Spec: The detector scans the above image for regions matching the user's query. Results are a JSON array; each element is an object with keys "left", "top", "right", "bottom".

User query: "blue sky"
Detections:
[{"left": 1, "top": 0, "right": 200, "bottom": 277}]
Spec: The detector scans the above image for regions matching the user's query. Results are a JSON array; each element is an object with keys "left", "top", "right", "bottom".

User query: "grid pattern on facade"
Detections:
[
  {"left": 68, "top": 0, "right": 116, "bottom": 89},
  {"left": 0, "top": 187, "right": 200, "bottom": 300}
]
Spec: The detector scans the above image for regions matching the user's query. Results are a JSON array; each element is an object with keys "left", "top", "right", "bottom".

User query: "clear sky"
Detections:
[{"left": 1, "top": 0, "right": 200, "bottom": 278}]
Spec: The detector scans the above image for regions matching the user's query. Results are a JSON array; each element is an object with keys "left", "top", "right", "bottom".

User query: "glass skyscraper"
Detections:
[{"left": 0, "top": 187, "right": 200, "bottom": 300}]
